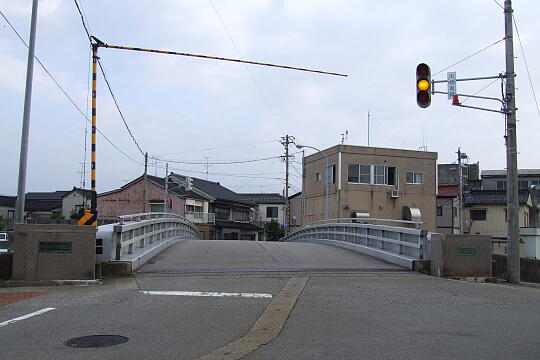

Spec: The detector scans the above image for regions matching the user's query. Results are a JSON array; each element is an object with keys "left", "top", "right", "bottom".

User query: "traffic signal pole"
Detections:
[{"left": 504, "top": 0, "right": 520, "bottom": 284}]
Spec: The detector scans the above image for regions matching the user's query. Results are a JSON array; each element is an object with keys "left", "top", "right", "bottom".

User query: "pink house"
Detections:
[{"left": 97, "top": 175, "right": 186, "bottom": 221}]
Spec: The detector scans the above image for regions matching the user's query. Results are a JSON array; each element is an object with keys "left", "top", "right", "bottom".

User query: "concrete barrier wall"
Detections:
[
  {"left": 492, "top": 254, "right": 540, "bottom": 283},
  {"left": 12, "top": 224, "right": 96, "bottom": 281},
  {"left": 430, "top": 234, "right": 492, "bottom": 277}
]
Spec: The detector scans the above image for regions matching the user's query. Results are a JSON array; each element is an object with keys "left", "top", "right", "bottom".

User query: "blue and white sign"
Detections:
[{"left": 447, "top": 71, "right": 457, "bottom": 99}]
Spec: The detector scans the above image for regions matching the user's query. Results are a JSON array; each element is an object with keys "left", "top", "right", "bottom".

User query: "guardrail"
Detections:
[
  {"left": 97, "top": 212, "right": 201, "bottom": 270},
  {"left": 283, "top": 218, "right": 430, "bottom": 269}
]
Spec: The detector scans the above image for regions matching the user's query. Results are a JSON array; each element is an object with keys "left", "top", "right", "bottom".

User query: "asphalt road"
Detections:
[{"left": 1, "top": 240, "right": 539, "bottom": 360}]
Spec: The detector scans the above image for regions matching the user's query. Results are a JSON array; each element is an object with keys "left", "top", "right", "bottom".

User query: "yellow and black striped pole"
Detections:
[{"left": 78, "top": 42, "right": 99, "bottom": 226}]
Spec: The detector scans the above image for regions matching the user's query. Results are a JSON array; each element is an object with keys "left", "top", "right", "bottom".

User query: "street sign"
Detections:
[{"left": 447, "top": 71, "right": 457, "bottom": 99}]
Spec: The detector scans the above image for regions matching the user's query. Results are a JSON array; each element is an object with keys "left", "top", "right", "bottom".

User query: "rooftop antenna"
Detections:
[
  {"left": 204, "top": 156, "right": 210, "bottom": 180},
  {"left": 340, "top": 130, "right": 348, "bottom": 144},
  {"left": 367, "top": 109, "right": 370, "bottom": 146}
]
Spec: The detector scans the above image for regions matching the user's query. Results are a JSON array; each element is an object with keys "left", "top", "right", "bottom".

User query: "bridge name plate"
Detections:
[{"left": 39, "top": 242, "right": 72, "bottom": 253}]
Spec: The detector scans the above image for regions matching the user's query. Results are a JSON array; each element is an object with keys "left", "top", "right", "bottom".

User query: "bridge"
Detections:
[{"left": 1, "top": 214, "right": 539, "bottom": 359}]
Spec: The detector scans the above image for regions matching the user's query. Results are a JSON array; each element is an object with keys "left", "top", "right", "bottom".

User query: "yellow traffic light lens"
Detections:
[{"left": 417, "top": 79, "right": 430, "bottom": 91}]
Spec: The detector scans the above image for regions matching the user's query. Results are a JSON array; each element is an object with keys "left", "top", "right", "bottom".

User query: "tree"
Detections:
[{"left": 263, "top": 219, "right": 284, "bottom": 241}]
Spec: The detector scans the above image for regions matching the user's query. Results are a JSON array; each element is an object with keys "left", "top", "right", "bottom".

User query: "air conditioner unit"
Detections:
[{"left": 390, "top": 190, "right": 399, "bottom": 198}]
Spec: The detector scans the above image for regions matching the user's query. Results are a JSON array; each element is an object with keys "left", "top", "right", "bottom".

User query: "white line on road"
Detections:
[
  {"left": 141, "top": 291, "right": 272, "bottom": 299},
  {"left": 0, "top": 307, "right": 56, "bottom": 328}
]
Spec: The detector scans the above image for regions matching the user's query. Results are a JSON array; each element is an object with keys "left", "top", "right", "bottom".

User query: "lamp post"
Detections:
[{"left": 296, "top": 144, "right": 328, "bottom": 220}]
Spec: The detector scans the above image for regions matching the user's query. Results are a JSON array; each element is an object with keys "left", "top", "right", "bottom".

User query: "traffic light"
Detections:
[{"left": 416, "top": 63, "right": 431, "bottom": 108}]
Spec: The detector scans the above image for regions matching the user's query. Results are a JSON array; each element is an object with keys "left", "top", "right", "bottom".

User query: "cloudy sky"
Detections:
[{"left": 1, "top": 0, "right": 539, "bottom": 197}]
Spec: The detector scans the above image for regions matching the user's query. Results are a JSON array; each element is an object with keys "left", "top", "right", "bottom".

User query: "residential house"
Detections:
[
  {"left": 302, "top": 144, "right": 438, "bottom": 231},
  {"left": 23, "top": 191, "right": 69, "bottom": 219},
  {"left": 288, "top": 192, "right": 303, "bottom": 228},
  {"left": 237, "top": 193, "right": 286, "bottom": 227},
  {"left": 481, "top": 169, "right": 540, "bottom": 191},
  {"left": 61, "top": 187, "right": 94, "bottom": 219},
  {"left": 169, "top": 173, "right": 260, "bottom": 240},
  {"left": 436, "top": 162, "right": 480, "bottom": 234},
  {"left": 0, "top": 195, "right": 16, "bottom": 230},
  {"left": 97, "top": 174, "right": 189, "bottom": 221},
  {"left": 464, "top": 189, "right": 531, "bottom": 254}
]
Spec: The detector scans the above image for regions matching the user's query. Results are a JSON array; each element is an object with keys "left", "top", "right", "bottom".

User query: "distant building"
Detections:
[
  {"left": 302, "top": 144, "right": 437, "bottom": 231},
  {"left": 288, "top": 192, "right": 303, "bottom": 228},
  {"left": 237, "top": 193, "right": 286, "bottom": 226},
  {"left": 481, "top": 169, "right": 540, "bottom": 190},
  {"left": 61, "top": 187, "right": 94, "bottom": 219}
]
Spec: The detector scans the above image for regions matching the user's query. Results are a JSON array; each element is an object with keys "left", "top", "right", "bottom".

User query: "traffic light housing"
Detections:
[{"left": 416, "top": 63, "right": 431, "bottom": 108}]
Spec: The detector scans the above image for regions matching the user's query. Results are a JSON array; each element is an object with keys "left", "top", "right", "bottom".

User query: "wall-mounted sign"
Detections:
[
  {"left": 39, "top": 242, "right": 72, "bottom": 253},
  {"left": 457, "top": 247, "right": 477, "bottom": 256}
]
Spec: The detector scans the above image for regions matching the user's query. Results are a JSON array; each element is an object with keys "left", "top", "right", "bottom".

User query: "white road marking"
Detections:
[
  {"left": 0, "top": 307, "right": 56, "bottom": 328},
  {"left": 141, "top": 290, "right": 272, "bottom": 299}
]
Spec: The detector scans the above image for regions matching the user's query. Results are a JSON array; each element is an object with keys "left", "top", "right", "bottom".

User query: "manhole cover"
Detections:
[{"left": 65, "top": 335, "right": 129, "bottom": 348}]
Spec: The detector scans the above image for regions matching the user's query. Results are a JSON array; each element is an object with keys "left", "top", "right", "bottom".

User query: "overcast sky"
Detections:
[{"left": 1, "top": 0, "right": 539, "bottom": 197}]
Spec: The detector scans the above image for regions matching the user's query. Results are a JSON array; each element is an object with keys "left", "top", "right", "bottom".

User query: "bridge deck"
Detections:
[{"left": 136, "top": 240, "right": 406, "bottom": 275}]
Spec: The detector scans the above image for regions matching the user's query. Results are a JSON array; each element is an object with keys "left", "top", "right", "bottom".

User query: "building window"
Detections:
[
  {"left": 315, "top": 172, "right": 321, "bottom": 182},
  {"left": 215, "top": 207, "right": 230, "bottom": 220},
  {"left": 234, "top": 210, "right": 249, "bottom": 222},
  {"left": 186, "top": 205, "right": 195, "bottom": 212},
  {"left": 524, "top": 211, "right": 529, "bottom": 227},
  {"left": 496, "top": 180, "right": 506, "bottom": 190},
  {"left": 348, "top": 164, "right": 358, "bottom": 183},
  {"left": 470, "top": 209, "right": 487, "bottom": 221},
  {"left": 374, "top": 165, "right": 396, "bottom": 185},
  {"left": 519, "top": 180, "right": 529, "bottom": 190},
  {"left": 436, "top": 206, "right": 443, "bottom": 216},
  {"left": 348, "top": 164, "right": 371, "bottom": 184},
  {"left": 150, "top": 202, "right": 164, "bottom": 212},
  {"left": 453, "top": 207, "right": 457, "bottom": 218},
  {"left": 95, "top": 238, "right": 103, "bottom": 255},
  {"left": 266, "top": 206, "right": 278, "bottom": 218},
  {"left": 406, "top": 172, "right": 423, "bottom": 184},
  {"left": 531, "top": 180, "right": 540, "bottom": 187},
  {"left": 327, "top": 164, "right": 336, "bottom": 185}
]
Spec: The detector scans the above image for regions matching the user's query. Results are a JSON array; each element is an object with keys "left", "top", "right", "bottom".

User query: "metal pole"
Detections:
[
  {"left": 164, "top": 163, "right": 169, "bottom": 213},
  {"left": 285, "top": 135, "right": 290, "bottom": 232},
  {"left": 504, "top": 0, "right": 520, "bottom": 283},
  {"left": 90, "top": 43, "right": 98, "bottom": 224},
  {"left": 14, "top": 0, "right": 38, "bottom": 224},
  {"left": 144, "top": 153, "right": 148, "bottom": 213},
  {"left": 458, "top": 148, "right": 464, "bottom": 234},
  {"left": 324, "top": 155, "right": 329, "bottom": 220},
  {"left": 301, "top": 149, "right": 305, "bottom": 225}
]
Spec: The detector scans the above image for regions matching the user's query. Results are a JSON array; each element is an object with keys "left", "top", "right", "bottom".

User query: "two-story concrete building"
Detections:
[
  {"left": 237, "top": 193, "right": 286, "bottom": 227},
  {"left": 302, "top": 144, "right": 438, "bottom": 231}
]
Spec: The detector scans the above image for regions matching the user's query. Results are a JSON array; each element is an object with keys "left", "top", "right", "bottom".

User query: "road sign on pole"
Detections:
[{"left": 447, "top": 72, "right": 457, "bottom": 99}]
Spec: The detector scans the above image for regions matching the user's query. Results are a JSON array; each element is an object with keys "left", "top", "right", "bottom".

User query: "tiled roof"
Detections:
[
  {"left": 170, "top": 173, "right": 255, "bottom": 206},
  {"left": 25, "top": 191, "right": 70, "bottom": 201},
  {"left": 0, "top": 195, "right": 16, "bottom": 207},
  {"left": 464, "top": 189, "right": 529, "bottom": 206},
  {"left": 481, "top": 169, "right": 540, "bottom": 177},
  {"left": 237, "top": 193, "right": 285, "bottom": 204},
  {"left": 147, "top": 175, "right": 208, "bottom": 201},
  {"left": 25, "top": 200, "right": 62, "bottom": 212},
  {"left": 215, "top": 220, "right": 261, "bottom": 231}
]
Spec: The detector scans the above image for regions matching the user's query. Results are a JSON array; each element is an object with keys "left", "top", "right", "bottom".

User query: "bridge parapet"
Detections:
[
  {"left": 284, "top": 218, "right": 431, "bottom": 269},
  {"left": 97, "top": 212, "right": 200, "bottom": 270}
]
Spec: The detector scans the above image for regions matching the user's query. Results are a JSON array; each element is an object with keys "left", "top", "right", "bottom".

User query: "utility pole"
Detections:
[
  {"left": 143, "top": 152, "right": 148, "bottom": 213},
  {"left": 457, "top": 148, "right": 464, "bottom": 234},
  {"left": 14, "top": 0, "right": 38, "bottom": 224},
  {"left": 164, "top": 163, "right": 169, "bottom": 213},
  {"left": 504, "top": 0, "right": 520, "bottom": 283},
  {"left": 281, "top": 135, "right": 294, "bottom": 232}
]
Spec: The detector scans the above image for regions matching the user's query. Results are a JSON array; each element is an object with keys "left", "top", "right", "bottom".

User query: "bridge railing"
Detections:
[
  {"left": 283, "top": 218, "right": 430, "bottom": 269},
  {"left": 97, "top": 212, "right": 201, "bottom": 270}
]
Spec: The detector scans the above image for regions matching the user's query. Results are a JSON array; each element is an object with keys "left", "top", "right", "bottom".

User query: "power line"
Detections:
[
  {"left": 155, "top": 154, "right": 284, "bottom": 165},
  {"left": 0, "top": 9, "right": 143, "bottom": 166},
  {"left": 433, "top": 38, "right": 505, "bottom": 77},
  {"left": 97, "top": 59, "right": 146, "bottom": 156},
  {"left": 156, "top": 139, "right": 280, "bottom": 156},
  {"left": 209, "top": 0, "right": 285, "bottom": 134},
  {"left": 461, "top": 78, "right": 500, "bottom": 104},
  {"left": 513, "top": 14, "right": 540, "bottom": 117},
  {"left": 73, "top": 0, "right": 90, "bottom": 39}
]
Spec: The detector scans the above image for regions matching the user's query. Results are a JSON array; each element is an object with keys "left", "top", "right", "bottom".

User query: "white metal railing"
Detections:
[
  {"left": 185, "top": 211, "right": 215, "bottom": 224},
  {"left": 283, "top": 218, "right": 430, "bottom": 269},
  {"left": 97, "top": 212, "right": 201, "bottom": 270}
]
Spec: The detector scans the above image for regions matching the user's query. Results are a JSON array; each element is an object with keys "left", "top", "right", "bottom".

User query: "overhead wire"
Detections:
[
  {"left": 0, "top": 8, "right": 143, "bottom": 166},
  {"left": 512, "top": 14, "right": 540, "bottom": 117},
  {"left": 157, "top": 139, "right": 280, "bottom": 156},
  {"left": 208, "top": 0, "right": 285, "bottom": 134},
  {"left": 433, "top": 38, "right": 505, "bottom": 77},
  {"left": 460, "top": 78, "right": 500, "bottom": 104},
  {"left": 97, "top": 60, "right": 146, "bottom": 156}
]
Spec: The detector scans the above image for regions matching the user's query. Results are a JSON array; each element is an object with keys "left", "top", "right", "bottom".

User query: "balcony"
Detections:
[{"left": 185, "top": 211, "right": 215, "bottom": 224}]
